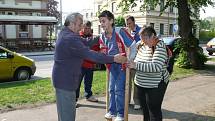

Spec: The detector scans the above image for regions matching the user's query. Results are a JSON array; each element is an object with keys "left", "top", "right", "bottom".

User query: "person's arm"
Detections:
[
  {"left": 84, "top": 35, "right": 100, "bottom": 48},
  {"left": 119, "top": 28, "right": 136, "bottom": 61},
  {"left": 69, "top": 37, "right": 126, "bottom": 64}
]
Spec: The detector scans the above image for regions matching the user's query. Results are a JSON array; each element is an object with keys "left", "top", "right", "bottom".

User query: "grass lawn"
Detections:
[
  {"left": 208, "top": 57, "right": 215, "bottom": 62},
  {"left": 0, "top": 71, "right": 107, "bottom": 112},
  {"left": 0, "top": 64, "right": 209, "bottom": 111}
]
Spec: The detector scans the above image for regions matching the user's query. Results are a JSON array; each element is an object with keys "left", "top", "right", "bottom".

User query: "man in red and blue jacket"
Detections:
[
  {"left": 98, "top": 10, "right": 136, "bottom": 121},
  {"left": 76, "top": 21, "right": 100, "bottom": 103}
]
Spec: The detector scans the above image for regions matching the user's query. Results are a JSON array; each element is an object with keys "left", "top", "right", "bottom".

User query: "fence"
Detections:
[{"left": 0, "top": 38, "right": 56, "bottom": 52}]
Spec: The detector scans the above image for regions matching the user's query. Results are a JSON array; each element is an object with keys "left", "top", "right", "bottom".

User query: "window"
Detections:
[
  {"left": 169, "top": 5, "right": 174, "bottom": 13},
  {"left": 19, "top": 24, "right": 28, "bottom": 32},
  {"left": 86, "top": 13, "right": 88, "bottom": 18},
  {"left": 160, "top": 0, "right": 164, "bottom": 11},
  {"left": 7, "top": 12, "right": 13, "bottom": 15},
  {"left": 112, "top": 2, "right": 117, "bottom": 13},
  {"left": 160, "top": 23, "right": 164, "bottom": 35},
  {"left": 19, "top": 24, "right": 28, "bottom": 38},
  {"left": 0, "top": 25, "right": 2, "bottom": 39},
  {"left": 150, "top": 23, "right": 154, "bottom": 28},
  {"left": 169, "top": 24, "right": 173, "bottom": 35},
  {"left": 98, "top": 5, "right": 101, "bottom": 11},
  {"left": 0, "top": 11, "right": 5, "bottom": 15},
  {"left": 0, "top": 49, "right": 7, "bottom": 59}
]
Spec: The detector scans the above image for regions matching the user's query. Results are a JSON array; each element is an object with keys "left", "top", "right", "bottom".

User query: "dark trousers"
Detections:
[
  {"left": 76, "top": 67, "right": 94, "bottom": 100},
  {"left": 135, "top": 80, "right": 168, "bottom": 121}
]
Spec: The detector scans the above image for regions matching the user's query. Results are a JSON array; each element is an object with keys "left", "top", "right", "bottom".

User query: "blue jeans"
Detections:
[
  {"left": 108, "top": 63, "right": 125, "bottom": 117},
  {"left": 55, "top": 88, "right": 76, "bottom": 121},
  {"left": 76, "top": 67, "right": 94, "bottom": 100}
]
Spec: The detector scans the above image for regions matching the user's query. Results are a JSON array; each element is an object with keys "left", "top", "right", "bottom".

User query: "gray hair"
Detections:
[{"left": 64, "top": 12, "right": 83, "bottom": 26}]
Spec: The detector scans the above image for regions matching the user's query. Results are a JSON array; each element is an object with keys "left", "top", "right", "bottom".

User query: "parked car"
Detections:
[
  {"left": 0, "top": 46, "right": 36, "bottom": 81},
  {"left": 206, "top": 38, "right": 215, "bottom": 55},
  {"left": 161, "top": 37, "right": 181, "bottom": 46},
  {"left": 161, "top": 36, "right": 204, "bottom": 53}
]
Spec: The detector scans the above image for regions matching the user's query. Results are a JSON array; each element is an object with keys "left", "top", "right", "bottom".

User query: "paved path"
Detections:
[{"left": 0, "top": 71, "right": 215, "bottom": 121}]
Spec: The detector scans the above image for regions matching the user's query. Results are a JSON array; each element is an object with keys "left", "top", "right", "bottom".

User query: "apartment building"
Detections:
[
  {"left": 91, "top": 0, "right": 199, "bottom": 38},
  {"left": 0, "top": 0, "right": 57, "bottom": 40}
]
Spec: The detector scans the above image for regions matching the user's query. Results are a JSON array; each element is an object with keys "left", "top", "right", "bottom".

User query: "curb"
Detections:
[
  {"left": 24, "top": 53, "right": 54, "bottom": 57},
  {"left": 20, "top": 51, "right": 54, "bottom": 57}
]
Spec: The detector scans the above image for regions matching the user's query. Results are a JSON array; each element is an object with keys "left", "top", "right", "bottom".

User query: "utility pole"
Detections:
[
  {"left": 173, "top": 0, "right": 178, "bottom": 37},
  {"left": 60, "top": 0, "right": 63, "bottom": 28}
]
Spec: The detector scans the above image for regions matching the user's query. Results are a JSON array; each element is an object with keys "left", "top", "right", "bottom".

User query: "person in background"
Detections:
[
  {"left": 52, "top": 12, "right": 127, "bottom": 121},
  {"left": 127, "top": 26, "right": 169, "bottom": 121},
  {"left": 125, "top": 15, "right": 141, "bottom": 110},
  {"left": 98, "top": 10, "right": 136, "bottom": 121},
  {"left": 76, "top": 20, "right": 99, "bottom": 103}
]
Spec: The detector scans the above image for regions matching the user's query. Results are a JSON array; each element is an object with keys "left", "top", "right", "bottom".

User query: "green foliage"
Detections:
[
  {"left": 115, "top": 16, "right": 126, "bottom": 27},
  {"left": 200, "top": 19, "right": 211, "bottom": 30},
  {"left": 199, "top": 30, "right": 215, "bottom": 42},
  {"left": 47, "top": 0, "right": 60, "bottom": 21},
  {"left": 198, "top": 50, "right": 208, "bottom": 65},
  {"left": 174, "top": 37, "right": 207, "bottom": 68},
  {"left": 175, "top": 50, "right": 192, "bottom": 68},
  {"left": 175, "top": 46, "right": 207, "bottom": 69}
]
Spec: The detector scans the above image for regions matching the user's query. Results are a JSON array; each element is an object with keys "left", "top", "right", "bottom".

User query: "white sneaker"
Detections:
[
  {"left": 86, "top": 95, "right": 98, "bottom": 102},
  {"left": 105, "top": 112, "right": 115, "bottom": 119},
  {"left": 114, "top": 116, "right": 124, "bottom": 121},
  {"left": 134, "top": 104, "right": 141, "bottom": 110}
]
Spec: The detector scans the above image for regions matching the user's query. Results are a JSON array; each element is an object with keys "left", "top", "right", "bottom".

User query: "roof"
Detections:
[{"left": 0, "top": 15, "right": 57, "bottom": 25}]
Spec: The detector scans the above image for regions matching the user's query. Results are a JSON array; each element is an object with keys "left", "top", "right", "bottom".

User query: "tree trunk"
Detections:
[{"left": 177, "top": 0, "right": 201, "bottom": 69}]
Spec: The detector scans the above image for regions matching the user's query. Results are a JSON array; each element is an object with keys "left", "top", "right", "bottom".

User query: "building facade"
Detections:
[
  {"left": 91, "top": 0, "right": 199, "bottom": 38},
  {"left": 0, "top": 0, "right": 56, "bottom": 39}
]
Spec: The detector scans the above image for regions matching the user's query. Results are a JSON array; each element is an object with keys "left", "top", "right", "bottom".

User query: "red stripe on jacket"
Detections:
[{"left": 80, "top": 31, "right": 100, "bottom": 68}]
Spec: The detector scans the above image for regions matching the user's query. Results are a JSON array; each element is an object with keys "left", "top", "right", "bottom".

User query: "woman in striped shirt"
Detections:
[{"left": 127, "top": 26, "right": 169, "bottom": 121}]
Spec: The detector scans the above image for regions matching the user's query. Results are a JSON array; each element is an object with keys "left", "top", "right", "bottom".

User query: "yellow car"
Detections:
[
  {"left": 0, "top": 46, "right": 36, "bottom": 81},
  {"left": 206, "top": 38, "right": 215, "bottom": 55}
]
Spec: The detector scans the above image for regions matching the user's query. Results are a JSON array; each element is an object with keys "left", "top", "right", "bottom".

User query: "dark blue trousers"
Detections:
[{"left": 76, "top": 67, "right": 94, "bottom": 100}]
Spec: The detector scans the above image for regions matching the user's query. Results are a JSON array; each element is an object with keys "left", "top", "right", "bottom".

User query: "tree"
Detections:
[
  {"left": 119, "top": 0, "right": 213, "bottom": 69},
  {"left": 200, "top": 19, "right": 211, "bottom": 30},
  {"left": 47, "top": 0, "right": 60, "bottom": 22},
  {"left": 47, "top": 0, "right": 60, "bottom": 39},
  {"left": 115, "top": 16, "right": 126, "bottom": 27}
]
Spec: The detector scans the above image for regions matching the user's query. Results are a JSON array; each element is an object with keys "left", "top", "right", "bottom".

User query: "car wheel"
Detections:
[
  {"left": 14, "top": 68, "right": 31, "bottom": 81},
  {"left": 208, "top": 52, "right": 213, "bottom": 55}
]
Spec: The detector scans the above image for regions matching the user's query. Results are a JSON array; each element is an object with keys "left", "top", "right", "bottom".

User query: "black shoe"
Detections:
[{"left": 76, "top": 103, "right": 80, "bottom": 108}]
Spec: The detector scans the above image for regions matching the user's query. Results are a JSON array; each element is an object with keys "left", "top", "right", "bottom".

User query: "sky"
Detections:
[
  {"left": 56, "top": 0, "right": 215, "bottom": 19},
  {"left": 56, "top": 0, "right": 94, "bottom": 14}
]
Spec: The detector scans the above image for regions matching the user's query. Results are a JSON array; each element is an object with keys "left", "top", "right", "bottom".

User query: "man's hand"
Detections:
[
  {"left": 114, "top": 53, "right": 127, "bottom": 63},
  {"left": 127, "top": 61, "right": 136, "bottom": 69}
]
